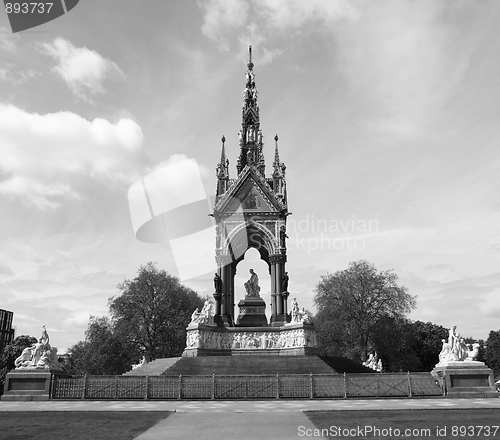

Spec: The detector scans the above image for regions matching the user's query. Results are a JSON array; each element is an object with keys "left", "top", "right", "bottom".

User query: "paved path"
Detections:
[
  {"left": 2, "top": 399, "right": 499, "bottom": 440},
  {"left": 1, "top": 397, "right": 500, "bottom": 412}
]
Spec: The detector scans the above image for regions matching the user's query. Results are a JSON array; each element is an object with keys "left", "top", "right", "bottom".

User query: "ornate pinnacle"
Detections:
[
  {"left": 273, "top": 134, "right": 280, "bottom": 165},
  {"left": 247, "top": 45, "right": 254, "bottom": 70},
  {"left": 220, "top": 135, "right": 226, "bottom": 165}
]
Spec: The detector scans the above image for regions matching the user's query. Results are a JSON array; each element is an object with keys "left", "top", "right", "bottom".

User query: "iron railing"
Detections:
[{"left": 51, "top": 372, "right": 443, "bottom": 400}]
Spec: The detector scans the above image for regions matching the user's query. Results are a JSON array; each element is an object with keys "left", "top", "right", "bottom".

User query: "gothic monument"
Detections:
[{"left": 183, "top": 47, "right": 317, "bottom": 356}]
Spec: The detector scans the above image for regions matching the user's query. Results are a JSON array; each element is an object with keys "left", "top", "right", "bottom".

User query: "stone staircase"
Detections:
[
  {"left": 162, "top": 356, "right": 334, "bottom": 376},
  {"left": 123, "top": 357, "right": 182, "bottom": 376},
  {"left": 123, "top": 355, "right": 373, "bottom": 376}
]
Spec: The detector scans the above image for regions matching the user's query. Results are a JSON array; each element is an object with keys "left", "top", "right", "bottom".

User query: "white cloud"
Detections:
[
  {"left": 0, "top": 64, "right": 40, "bottom": 85},
  {"left": 200, "top": 0, "right": 356, "bottom": 64},
  {"left": 39, "top": 38, "right": 124, "bottom": 102},
  {"left": 151, "top": 154, "right": 211, "bottom": 180},
  {"left": 252, "top": 0, "right": 358, "bottom": 30},
  {"left": 334, "top": 1, "right": 471, "bottom": 136},
  {"left": 0, "top": 103, "right": 144, "bottom": 210},
  {"left": 201, "top": 0, "right": 356, "bottom": 41},
  {"left": 0, "top": 27, "right": 18, "bottom": 52},
  {"left": 201, "top": 0, "right": 250, "bottom": 51}
]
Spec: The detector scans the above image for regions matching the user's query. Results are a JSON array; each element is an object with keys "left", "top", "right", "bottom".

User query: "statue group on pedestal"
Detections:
[
  {"left": 189, "top": 300, "right": 215, "bottom": 326},
  {"left": 437, "top": 325, "right": 480, "bottom": 365},
  {"left": 290, "top": 298, "right": 312, "bottom": 324},
  {"left": 363, "top": 352, "right": 383, "bottom": 372},
  {"left": 14, "top": 326, "right": 61, "bottom": 370}
]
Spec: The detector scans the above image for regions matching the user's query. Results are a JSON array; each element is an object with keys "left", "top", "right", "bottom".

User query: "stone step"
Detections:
[
  {"left": 162, "top": 356, "right": 335, "bottom": 376},
  {"left": 123, "top": 357, "right": 182, "bottom": 376}
]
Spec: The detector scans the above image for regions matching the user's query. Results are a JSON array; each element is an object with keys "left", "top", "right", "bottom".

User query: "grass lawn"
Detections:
[
  {"left": 305, "top": 409, "right": 500, "bottom": 439},
  {"left": 0, "top": 411, "right": 172, "bottom": 440}
]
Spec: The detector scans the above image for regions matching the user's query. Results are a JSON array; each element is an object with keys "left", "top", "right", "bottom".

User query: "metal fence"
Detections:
[{"left": 51, "top": 372, "right": 443, "bottom": 400}]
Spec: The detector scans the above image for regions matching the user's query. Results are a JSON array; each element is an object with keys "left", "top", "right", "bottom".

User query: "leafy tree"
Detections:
[
  {"left": 371, "top": 317, "right": 421, "bottom": 372},
  {"left": 408, "top": 321, "right": 448, "bottom": 371},
  {"left": 67, "top": 316, "right": 136, "bottom": 375},
  {"left": 484, "top": 330, "right": 500, "bottom": 376},
  {"left": 110, "top": 262, "right": 204, "bottom": 361},
  {"left": 0, "top": 335, "right": 37, "bottom": 395},
  {"left": 314, "top": 260, "right": 416, "bottom": 363}
]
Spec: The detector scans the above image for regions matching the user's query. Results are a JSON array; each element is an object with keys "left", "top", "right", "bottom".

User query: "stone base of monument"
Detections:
[
  {"left": 183, "top": 322, "right": 318, "bottom": 357},
  {"left": 1, "top": 369, "right": 67, "bottom": 401},
  {"left": 431, "top": 362, "right": 498, "bottom": 398},
  {"left": 235, "top": 297, "right": 268, "bottom": 327}
]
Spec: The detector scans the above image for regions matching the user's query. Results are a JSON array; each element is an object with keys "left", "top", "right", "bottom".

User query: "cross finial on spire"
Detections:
[{"left": 247, "top": 45, "right": 254, "bottom": 70}]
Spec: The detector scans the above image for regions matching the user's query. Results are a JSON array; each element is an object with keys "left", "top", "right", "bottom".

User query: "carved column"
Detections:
[
  {"left": 270, "top": 261, "right": 277, "bottom": 317},
  {"left": 220, "top": 264, "right": 227, "bottom": 317},
  {"left": 276, "top": 260, "right": 283, "bottom": 315},
  {"left": 270, "top": 254, "right": 287, "bottom": 326},
  {"left": 214, "top": 267, "right": 222, "bottom": 316},
  {"left": 229, "top": 263, "right": 236, "bottom": 322}
]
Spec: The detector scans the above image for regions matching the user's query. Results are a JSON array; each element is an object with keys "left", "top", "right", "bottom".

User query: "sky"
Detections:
[{"left": 1, "top": 0, "right": 499, "bottom": 353}]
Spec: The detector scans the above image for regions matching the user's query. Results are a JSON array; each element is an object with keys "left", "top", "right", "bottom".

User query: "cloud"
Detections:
[
  {"left": 0, "top": 27, "right": 18, "bottom": 52},
  {"left": 200, "top": 0, "right": 250, "bottom": 51},
  {"left": 0, "top": 263, "right": 15, "bottom": 277},
  {"left": 0, "top": 103, "right": 144, "bottom": 210},
  {"left": 39, "top": 38, "right": 124, "bottom": 102},
  {"left": 150, "top": 154, "right": 211, "bottom": 180},
  {"left": 200, "top": 0, "right": 356, "bottom": 63},
  {"left": 334, "top": 1, "right": 471, "bottom": 136},
  {"left": 0, "top": 64, "right": 40, "bottom": 85},
  {"left": 252, "top": 0, "right": 358, "bottom": 30}
]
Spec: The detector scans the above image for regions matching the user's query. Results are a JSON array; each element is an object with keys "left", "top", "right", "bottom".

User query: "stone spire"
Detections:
[
  {"left": 237, "top": 46, "right": 265, "bottom": 176},
  {"left": 272, "top": 134, "right": 286, "bottom": 198},
  {"left": 218, "top": 135, "right": 227, "bottom": 170},
  {"left": 273, "top": 134, "right": 281, "bottom": 174},
  {"left": 216, "top": 135, "right": 229, "bottom": 198}
]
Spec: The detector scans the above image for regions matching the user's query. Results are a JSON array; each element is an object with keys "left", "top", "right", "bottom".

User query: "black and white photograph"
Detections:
[{"left": 1, "top": 1, "right": 499, "bottom": 439}]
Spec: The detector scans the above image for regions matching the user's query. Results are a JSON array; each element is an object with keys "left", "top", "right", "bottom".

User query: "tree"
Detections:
[
  {"left": 314, "top": 260, "right": 417, "bottom": 362},
  {"left": 0, "top": 335, "right": 37, "bottom": 395},
  {"left": 67, "top": 316, "right": 136, "bottom": 375},
  {"left": 370, "top": 317, "right": 421, "bottom": 372},
  {"left": 109, "top": 262, "right": 204, "bottom": 361},
  {"left": 408, "top": 321, "right": 448, "bottom": 371},
  {"left": 484, "top": 330, "right": 500, "bottom": 376}
]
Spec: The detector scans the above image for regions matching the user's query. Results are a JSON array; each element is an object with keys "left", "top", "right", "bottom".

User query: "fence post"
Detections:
[
  {"left": 49, "top": 374, "right": 55, "bottom": 399},
  {"left": 145, "top": 376, "right": 149, "bottom": 400},
  {"left": 310, "top": 373, "right": 314, "bottom": 399},
  {"left": 276, "top": 373, "right": 280, "bottom": 399},
  {"left": 212, "top": 374, "right": 215, "bottom": 400},
  {"left": 82, "top": 375, "right": 88, "bottom": 400},
  {"left": 407, "top": 372, "right": 412, "bottom": 397},
  {"left": 343, "top": 372, "right": 347, "bottom": 398},
  {"left": 178, "top": 375, "right": 182, "bottom": 400},
  {"left": 114, "top": 376, "right": 118, "bottom": 400}
]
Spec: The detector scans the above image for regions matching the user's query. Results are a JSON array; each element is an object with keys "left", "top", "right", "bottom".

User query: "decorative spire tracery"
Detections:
[
  {"left": 216, "top": 135, "right": 229, "bottom": 198},
  {"left": 237, "top": 45, "right": 265, "bottom": 176}
]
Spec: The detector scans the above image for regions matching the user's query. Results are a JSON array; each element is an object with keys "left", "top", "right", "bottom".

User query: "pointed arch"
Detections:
[{"left": 224, "top": 220, "right": 277, "bottom": 267}]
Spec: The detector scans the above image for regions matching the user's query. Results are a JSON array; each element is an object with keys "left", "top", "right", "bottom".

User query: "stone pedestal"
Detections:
[
  {"left": 236, "top": 297, "right": 268, "bottom": 327},
  {"left": 183, "top": 322, "right": 318, "bottom": 357},
  {"left": 431, "top": 361, "right": 498, "bottom": 398},
  {"left": 1, "top": 369, "right": 67, "bottom": 401}
]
